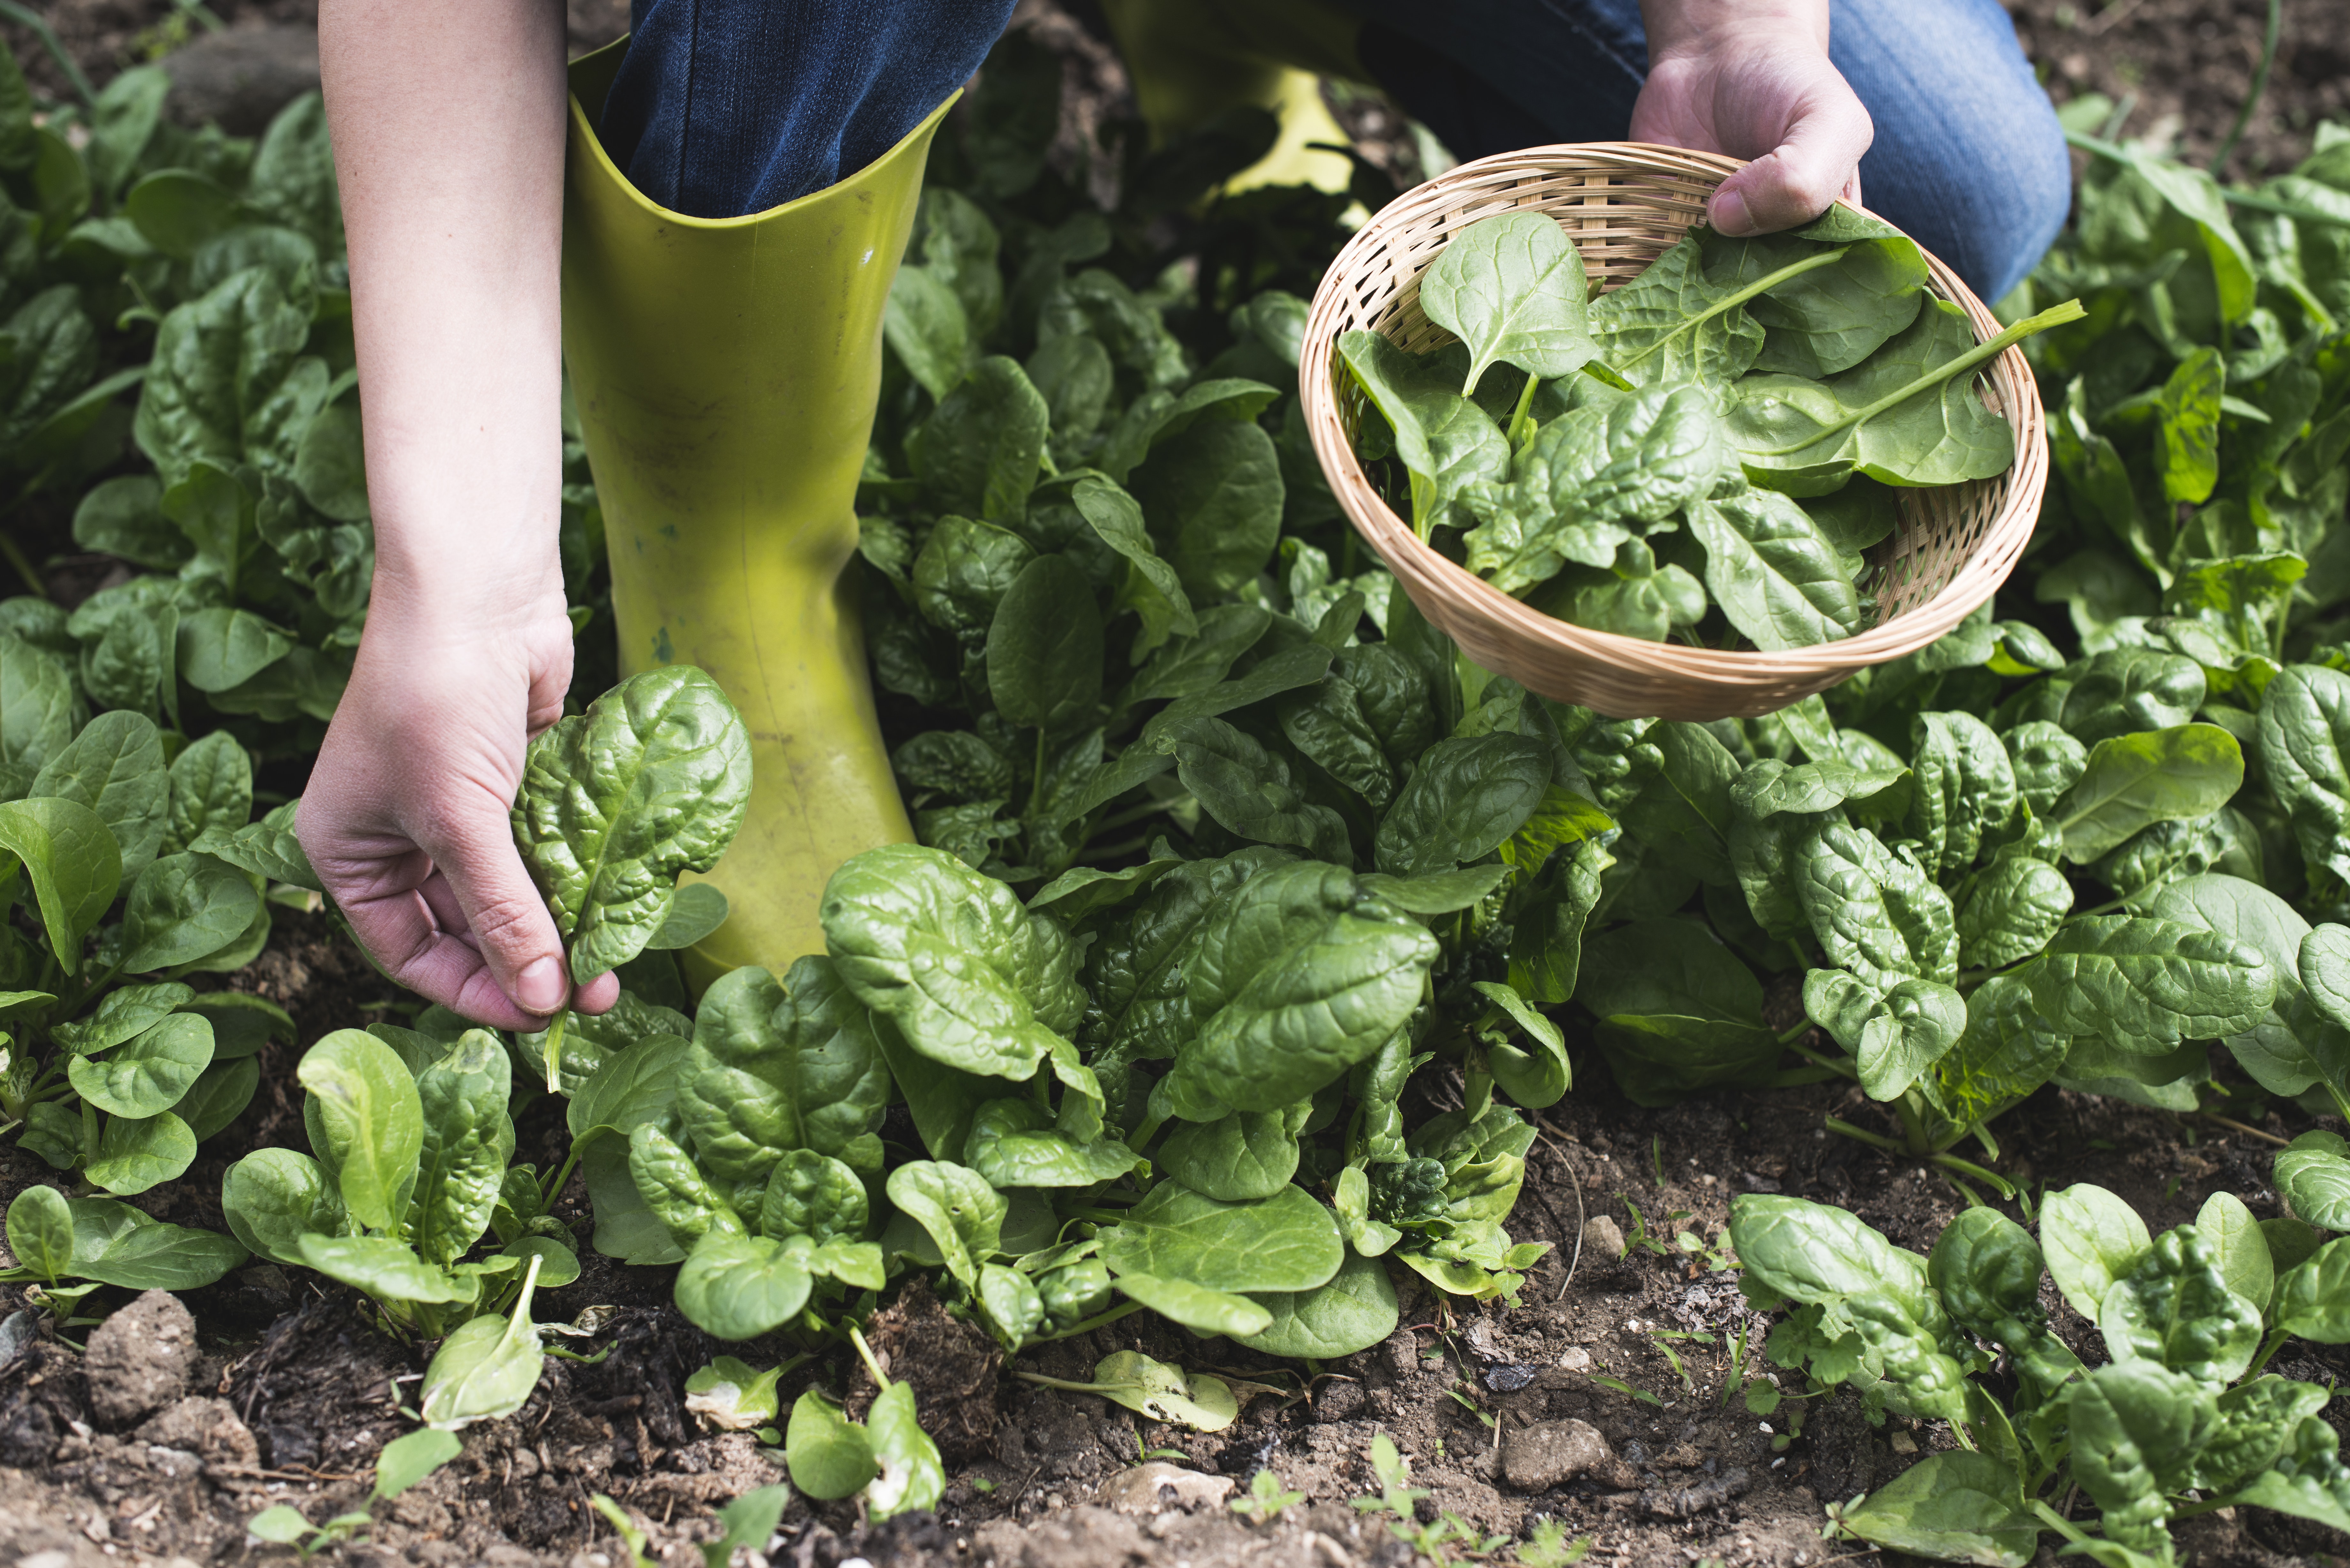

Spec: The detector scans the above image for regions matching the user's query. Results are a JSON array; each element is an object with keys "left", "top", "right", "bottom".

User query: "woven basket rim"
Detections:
[{"left": 1299, "top": 139, "right": 2049, "bottom": 698}]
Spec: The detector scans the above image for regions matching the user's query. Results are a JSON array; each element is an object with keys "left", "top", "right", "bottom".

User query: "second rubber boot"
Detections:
[
  {"left": 1101, "top": 0, "right": 1366, "bottom": 195},
  {"left": 559, "top": 41, "right": 935, "bottom": 984}
]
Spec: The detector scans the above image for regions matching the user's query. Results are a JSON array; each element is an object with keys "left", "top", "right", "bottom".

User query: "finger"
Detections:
[
  {"left": 337, "top": 882, "right": 546, "bottom": 1032},
  {"left": 573, "top": 969, "right": 622, "bottom": 1015},
  {"left": 1709, "top": 90, "right": 1874, "bottom": 235},
  {"left": 414, "top": 790, "right": 573, "bottom": 1020}
]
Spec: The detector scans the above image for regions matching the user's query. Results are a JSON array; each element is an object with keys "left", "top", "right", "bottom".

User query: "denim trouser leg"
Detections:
[
  {"left": 595, "top": 0, "right": 2069, "bottom": 299},
  {"left": 595, "top": 0, "right": 1020, "bottom": 219},
  {"left": 1342, "top": 0, "right": 2071, "bottom": 302}
]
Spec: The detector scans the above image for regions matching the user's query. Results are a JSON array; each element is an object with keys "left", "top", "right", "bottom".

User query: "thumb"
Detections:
[
  {"left": 419, "top": 798, "right": 575, "bottom": 1021},
  {"left": 1709, "top": 91, "right": 1874, "bottom": 236}
]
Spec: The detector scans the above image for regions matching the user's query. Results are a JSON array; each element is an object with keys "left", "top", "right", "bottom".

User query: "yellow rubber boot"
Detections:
[
  {"left": 1100, "top": 0, "right": 1366, "bottom": 196},
  {"left": 560, "top": 42, "right": 936, "bottom": 984}
]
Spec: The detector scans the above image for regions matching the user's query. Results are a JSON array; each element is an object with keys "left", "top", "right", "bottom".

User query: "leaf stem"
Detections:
[
  {"left": 849, "top": 1323, "right": 890, "bottom": 1390},
  {"left": 1505, "top": 372, "right": 1542, "bottom": 450},
  {"left": 1821, "top": 1115, "right": 1903, "bottom": 1154},
  {"left": 2200, "top": 1112, "right": 2289, "bottom": 1148},
  {"left": 2209, "top": 0, "right": 2283, "bottom": 175},
  {"left": 1752, "top": 299, "right": 2088, "bottom": 458},
  {"left": 1011, "top": 1372, "right": 1148, "bottom": 1394},
  {"left": 0, "top": 529, "right": 44, "bottom": 599},
  {"left": 540, "top": 1135, "right": 592, "bottom": 1209},
  {"left": 1930, "top": 1152, "right": 2016, "bottom": 1199},
  {"left": 543, "top": 1008, "right": 569, "bottom": 1096},
  {"left": 1614, "top": 247, "right": 1855, "bottom": 374},
  {"left": 0, "top": 2, "right": 97, "bottom": 107},
  {"left": 1785, "top": 1040, "right": 1857, "bottom": 1082},
  {"left": 1033, "top": 1300, "right": 1146, "bottom": 1342}
]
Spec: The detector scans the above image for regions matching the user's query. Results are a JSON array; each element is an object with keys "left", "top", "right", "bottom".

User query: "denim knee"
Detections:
[{"left": 1834, "top": 0, "right": 2074, "bottom": 303}]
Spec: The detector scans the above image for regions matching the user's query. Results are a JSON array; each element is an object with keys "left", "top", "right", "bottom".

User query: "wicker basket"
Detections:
[{"left": 1300, "top": 143, "right": 2049, "bottom": 721}]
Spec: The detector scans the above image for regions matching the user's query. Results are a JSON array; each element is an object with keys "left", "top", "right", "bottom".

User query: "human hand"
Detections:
[
  {"left": 299, "top": 576, "right": 620, "bottom": 1030},
  {"left": 1632, "top": 0, "right": 1874, "bottom": 235}
]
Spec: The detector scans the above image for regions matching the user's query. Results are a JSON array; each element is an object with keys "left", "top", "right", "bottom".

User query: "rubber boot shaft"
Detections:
[{"left": 561, "top": 39, "right": 935, "bottom": 983}]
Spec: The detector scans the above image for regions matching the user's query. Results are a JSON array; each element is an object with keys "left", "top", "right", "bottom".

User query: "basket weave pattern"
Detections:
[{"left": 1300, "top": 143, "right": 2050, "bottom": 721}]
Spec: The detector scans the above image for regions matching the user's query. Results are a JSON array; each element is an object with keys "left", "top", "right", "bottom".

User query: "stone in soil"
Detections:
[
  {"left": 134, "top": 1395, "right": 260, "bottom": 1470},
  {"left": 82, "top": 1289, "right": 196, "bottom": 1428}
]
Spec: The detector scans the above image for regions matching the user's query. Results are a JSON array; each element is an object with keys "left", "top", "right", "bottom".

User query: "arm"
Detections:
[
  {"left": 1633, "top": 0, "right": 1874, "bottom": 235},
  {"left": 303, "top": 0, "right": 618, "bottom": 1028}
]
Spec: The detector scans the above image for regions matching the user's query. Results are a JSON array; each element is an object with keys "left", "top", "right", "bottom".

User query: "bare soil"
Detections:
[{"left": 9, "top": 3, "right": 2350, "bottom": 1567}]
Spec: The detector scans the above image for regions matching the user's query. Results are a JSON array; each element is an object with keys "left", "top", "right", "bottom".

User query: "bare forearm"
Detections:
[
  {"left": 320, "top": 0, "right": 569, "bottom": 630},
  {"left": 1641, "top": 0, "right": 1831, "bottom": 56}
]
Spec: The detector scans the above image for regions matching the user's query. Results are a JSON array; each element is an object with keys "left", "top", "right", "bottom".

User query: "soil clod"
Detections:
[
  {"left": 81, "top": 1291, "right": 195, "bottom": 1429},
  {"left": 132, "top": 1395, "right": 260, "bottom": 1471},
  {"left": 1094, "top": 1459, "right": 1237, "bottom": 1513},
  {"left": 1500, "top": 1417, "right": 1637, "bottom": 1492}
]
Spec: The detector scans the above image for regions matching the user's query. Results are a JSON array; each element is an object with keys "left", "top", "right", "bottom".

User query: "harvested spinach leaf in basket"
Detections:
[{"left": 1342, "top": 211, "right": 2085, "bottom": 650}]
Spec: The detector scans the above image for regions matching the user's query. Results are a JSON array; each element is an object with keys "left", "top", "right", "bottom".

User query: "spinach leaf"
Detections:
[
  {"left": 1098, "top": 1181, "right": 1342, "bottom": 1294},
  {"left": 1687, "top": 486, "right": 1861, "bottom": 650},
  {"left": 1587, "top": 231, "right": 1764, "bottom": 389},
  {"left": 678, "top": 956, "right": 890, "bottom": 1185},
  {"left": 2261, "top": 665, "right": 2350, "bottom": 883},
  {"left": 1336, "top": 330, "right": 1509, "bottom": 539},
  {"left": 988, "top": 554, "right": 1103, "bottom": 732},
  {"left": 1372, "top": 732, "right": 1550, "bottom": 876},
  {"left": 1576, "top": 919, "right": 1776, "bottom": 1103},
  {"left": 1152, "top": 862, "right": 1438, "bottom": 1120},
  {"left": 297, "top": 1029, "right": 425, "bottom": 1233},
  {"left": 513, "top": 665, "right": 753, "bottom": 983},
  {"left": 2055, "top": 724, "right": 2245, "bottom": 862},
  {"left": 823, "top": 843, "right": 1082, "bottom": 1080},
  {"left": 1701, "top": 226, "right": 1929, "bottom": 379},
  {"left": 2026, "top": 916, "right": 2275, "bottom": 1054},
  {"left": 30, "top": 709, "right": 167, "bottom": 881},
  {"left": 1727, "top": 299, "right": 2079, "bottom": 494},
  {"left": 1417, "top": 212, "right": 1599, "bottom": 393},
  {"left": 1463, "top": 382, "right": 1728, "bottom": 594}
]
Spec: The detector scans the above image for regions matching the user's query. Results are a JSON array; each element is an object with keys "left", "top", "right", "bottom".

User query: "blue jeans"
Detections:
[{"left": 598, "top": 0, "right": 2066, "bottom": 300}]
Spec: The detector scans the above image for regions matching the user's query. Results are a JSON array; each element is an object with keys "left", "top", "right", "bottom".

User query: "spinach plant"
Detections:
[
  {"left": 1736, "top": 1181, "right": 2350, "bottom": 1566},
  {"left": 219, "top": 1026, "right": 575, "bottom": 1352},
  {"left": 2, "top": 1181, "right": 245, "bottom": 1318},
  {"left": 0, "top": 715, "right": 309, "bottom": 1198},
  {"left": 510, "top": 664, "right": 752, "bottom": 1090}
]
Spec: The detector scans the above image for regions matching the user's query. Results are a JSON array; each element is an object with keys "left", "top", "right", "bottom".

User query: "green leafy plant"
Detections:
[
  {"left": 0, "top": 729, "right": 309, "bottom": 1198},
  {"left": 372, "top": 1428, "right": 462, "bottom": 1500},
  {"left": 1735, "top": 1181, "right": 2350, "bottom": 1565},
  {"left": 510, "top": 665, "right": 752, "bottom": 1091},
  {"left": 1230, "top": 1466, "right": 1306, "bottom": 1522},
  {"left": 1517, "top": 1519, "right": 1593, "bottom": 1568},
  {"left": 777, "top": 1327, "right": 944, "bottom": 1521},
  {"left": 1350, "top": 1432, "right": 1503, "bottom": 1564},
  {"left": 246, "top": 1504, "right": 371, "bottom": 1557},
  {"left": 217, "top": 1026, "right": 573, "bottom": 1424},
  {"left": 697, "top": 1484, "right": 790, "bottom": 1568},
  {"left": 1, "top": 1181, "right": 244, "bottom": 1318}
]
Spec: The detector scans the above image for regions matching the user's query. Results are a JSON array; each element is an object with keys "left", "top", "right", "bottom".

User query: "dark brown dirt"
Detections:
[
  {"left": 848, "top": 1280, "right": 1004, "bottom": 1466},
  {"left": 2009, "top": 0, "right": 2350, "bottom": 178}
]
